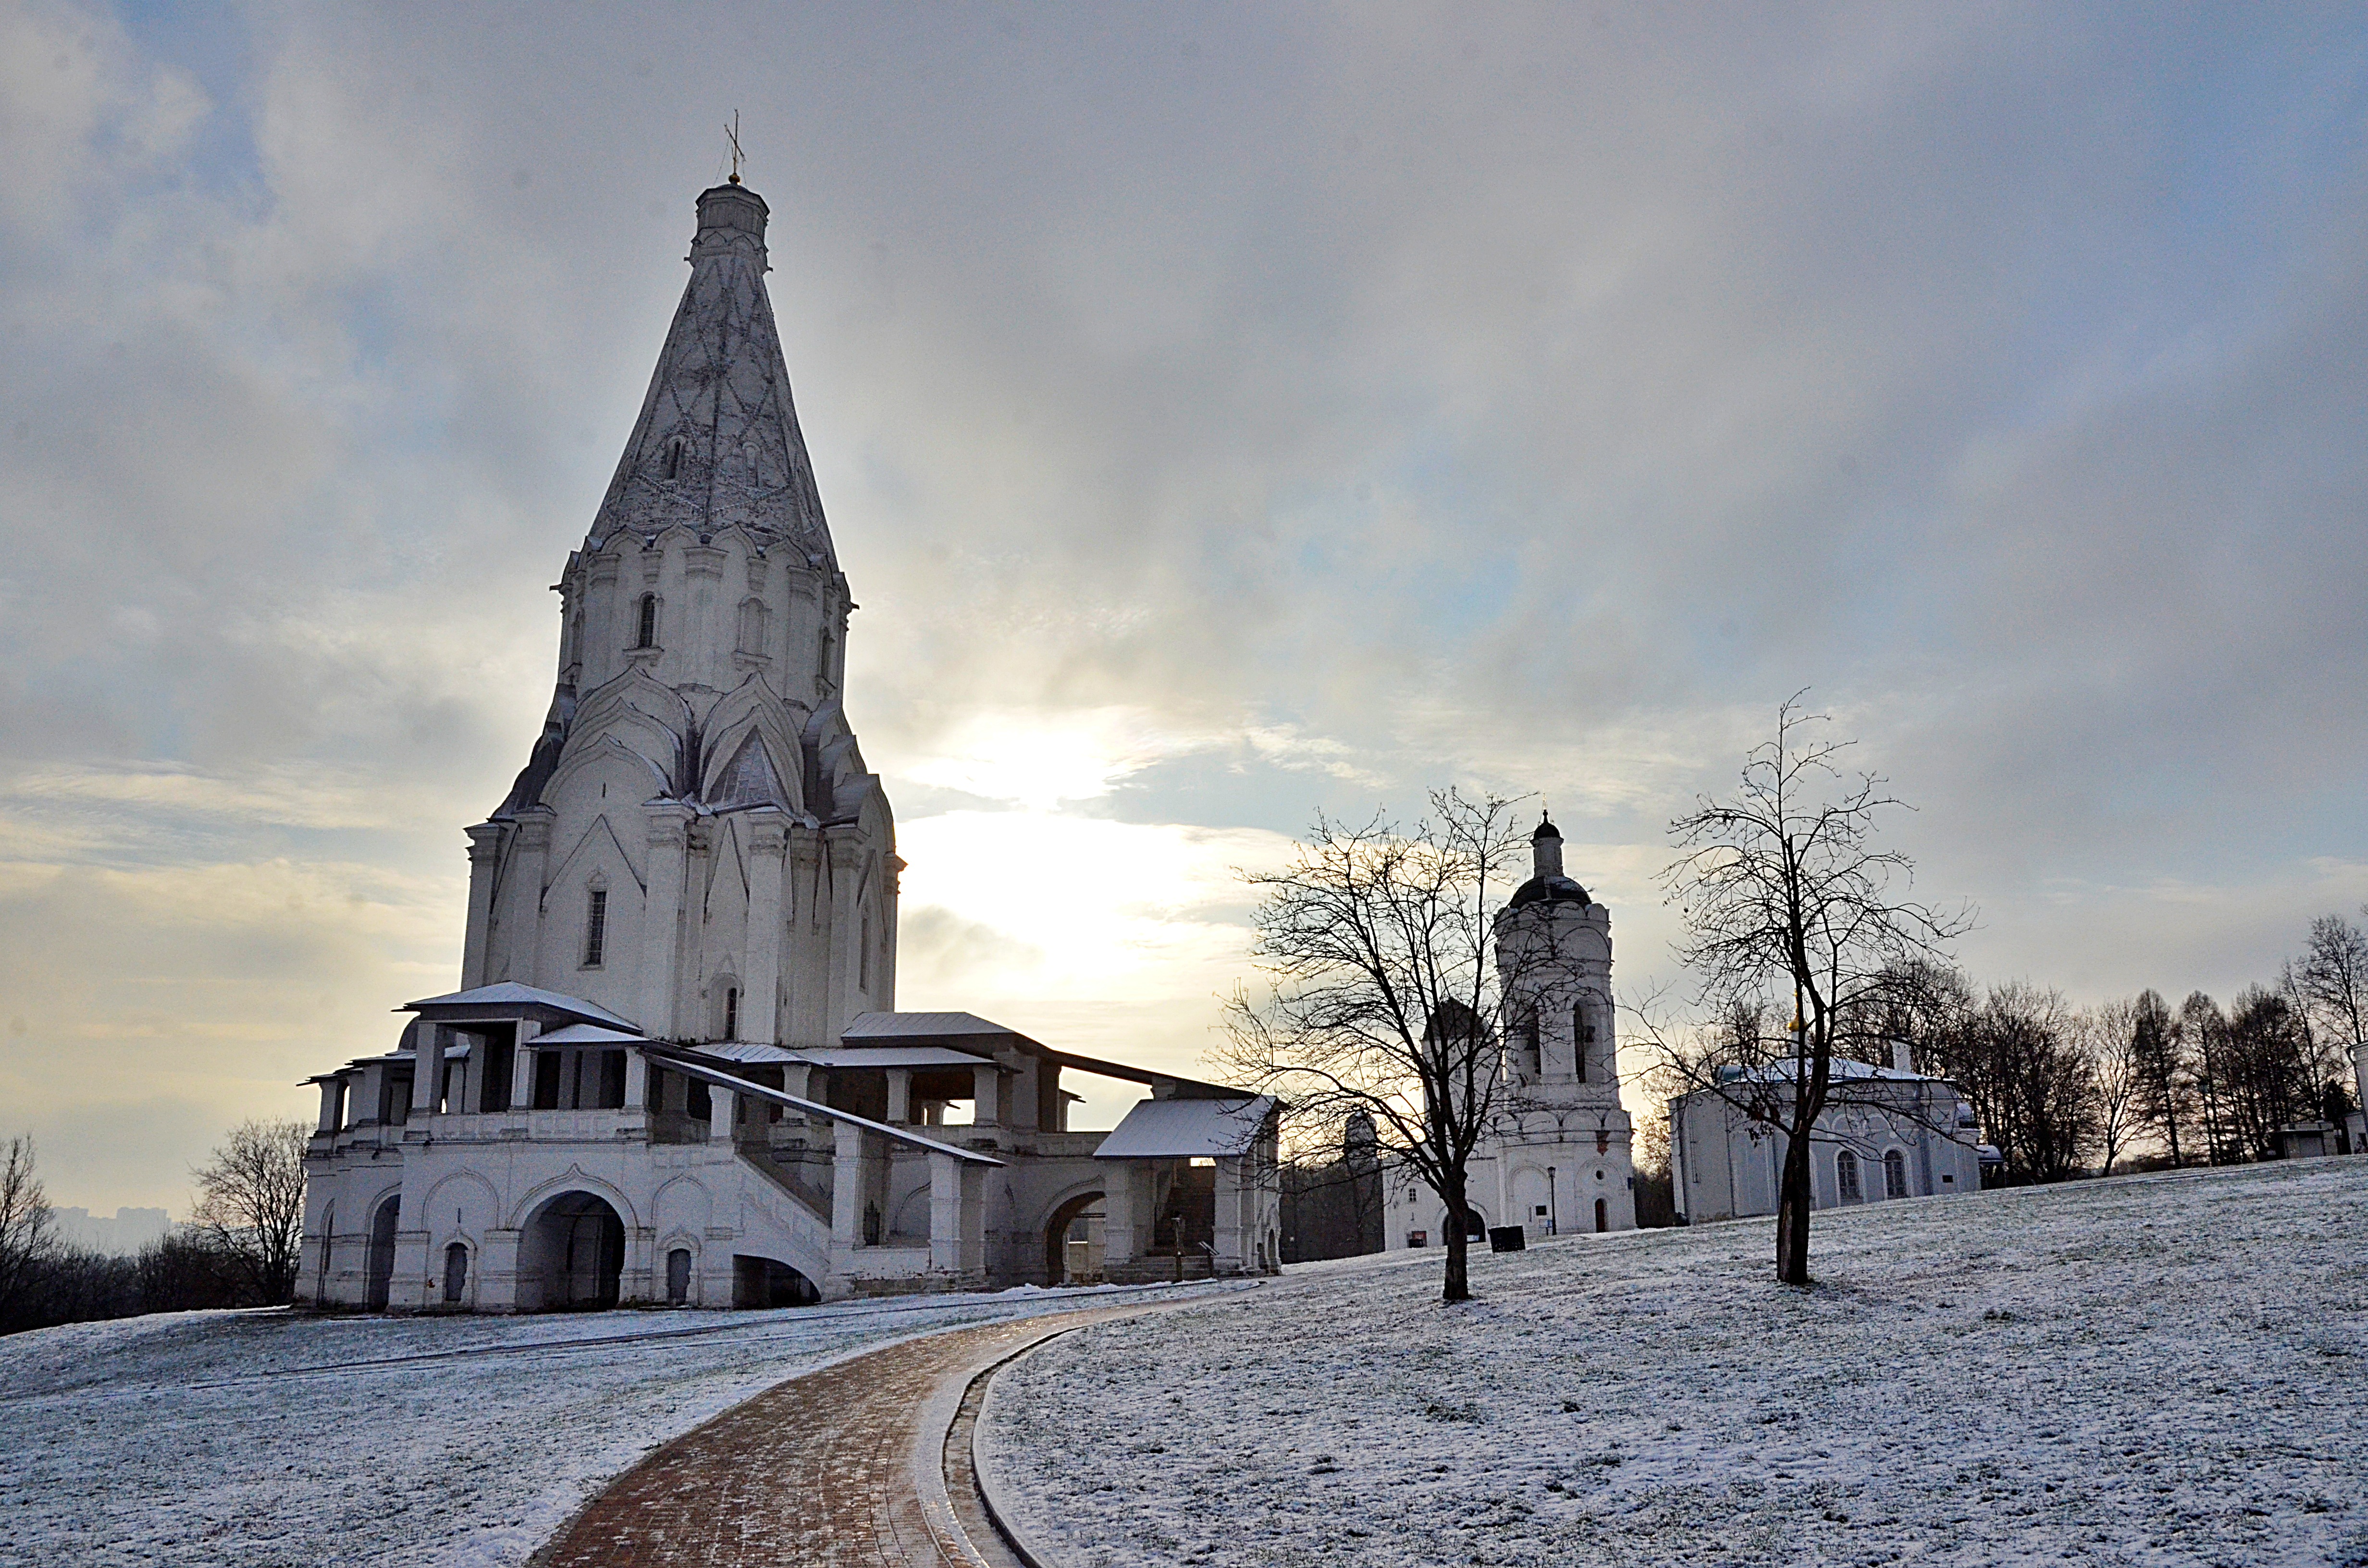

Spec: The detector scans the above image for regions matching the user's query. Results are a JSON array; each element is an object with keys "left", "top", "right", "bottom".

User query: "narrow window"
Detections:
[
  {"left": 584, "top": 888, "right": 608, "bottom": 967},
  {"left": 1573, "top": 1004, "right": 1590, "bottom": 1081},
  {"left": 859, "top": 914, "right": 871, "bottom": 991},
  {"left": 1884, "top": 1149, "right": 1909, "bottom": 1200},
  {"left": 442, "top": 1243, "right": 469, "bottom": 1304},
  {"left": 635, "top": 594, "right": 658, "bottom": 649},
  {"left": 724, "top": 985, "right": 739, "bottom": 1040},
  {"left": 1837, "top": 1148, "right": 1862, "bottom": 1202},
  {"left": 665, "top": 439, "right": 684, "bottom": 480}
]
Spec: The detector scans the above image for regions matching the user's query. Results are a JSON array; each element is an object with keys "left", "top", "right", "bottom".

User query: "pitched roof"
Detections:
[
  {"left": 1095, "top": 1096, "right": 1276, "bottom": 1160},
  {"left": 843, "top": 1011, "right": 1037, "bottom": 1044},
  {"left": 585, "top": 183, "right": 836, "bottom": 567},
  {"left": 400, "top": 984, "right": 640, "bottom": 1032}
]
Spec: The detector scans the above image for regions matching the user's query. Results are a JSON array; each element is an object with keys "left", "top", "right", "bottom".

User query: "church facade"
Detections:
[
  {"left": 1383, "top": 818, "right": 1640, "bottom": 1249},
  {"left": 293, "top": 181, "right": 1279, "bottom": 1312}
]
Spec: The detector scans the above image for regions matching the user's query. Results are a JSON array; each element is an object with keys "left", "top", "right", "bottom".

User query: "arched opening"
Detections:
[
  {"left": 315, "top": 1203, "right": 334, "bottom": 1307},
  {"left": 732, "top": 1254, "right": 819, "bottom": 1308},
  {"left": 365, "top": 1196, "right": 399, "bottom": 1311},
  {"left": 442, "top": 1242, "right": 470, "bottom": 1305},
  {"left": 1043, "top": 1191, "right": 1105, "bottom": 1285},
  {"left": 666, "top": 1247, "right": 693, "bottom": 1305},
  {"left": 1593, "top": 1197, "right": 1608, "bottom": 1234},
  {"left": 518, "top": 1192, "right": 626, "bottom": 1311},
  {"left": 1448, "top": 1206, "right": 1487, "bottom": 1243},
  {"left": 1837, "top": 1148, "right": 1862, "bottom": 1204},
  {"left": 635, "top": 593, "right": 659, "bottom": 649},
  {"left": 1883, "top": 1148, "right": 1909, "bottom": 1200},
  {"left": 723, "top": 985, "right": 740, "bottom": 1041}
]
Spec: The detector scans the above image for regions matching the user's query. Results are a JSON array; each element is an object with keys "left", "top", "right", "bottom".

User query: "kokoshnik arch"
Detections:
[{"left": 293, "top": 180, "right": 1282, "bottom": 1311}]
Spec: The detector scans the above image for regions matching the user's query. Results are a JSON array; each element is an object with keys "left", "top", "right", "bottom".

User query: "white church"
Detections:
[
  {"left": 294, "top": 179, "right": 1281, "bottom": 1312},
  {"left": 1383, "top": 817, "right": 1641, "bottom": 1249}
]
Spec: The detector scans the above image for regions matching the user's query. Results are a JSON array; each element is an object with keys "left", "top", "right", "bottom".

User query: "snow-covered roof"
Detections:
[
  {"left": 691, "top": 1040, "right": 805, "bottom": 1063},
  {"left": 1095, "top": 1096, "right": 1276, "bottom": 1160},
  {"left": 798, "top": 1046, "right": 996, "bottom": 1069},
  {"left": 401, "top": 984, "right": 640, "bottom": 1032},
  {"left": 844, "top": 1010, "right": 1034, "bottom": 1042},
  {"left": 534, "top": 1024, "right": 650, "bottom": 1047}
]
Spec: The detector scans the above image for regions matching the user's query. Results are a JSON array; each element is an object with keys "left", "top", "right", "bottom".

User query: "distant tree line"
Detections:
[
  {"left": 0, "top": 1121, "right": 310, "bottom": 1337},
  {"left": 1869, "top": 906, "right": 2367, "bottom": 1182}
]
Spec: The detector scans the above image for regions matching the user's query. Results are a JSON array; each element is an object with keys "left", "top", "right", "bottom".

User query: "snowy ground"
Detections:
[
  {"left": 979, "top": 1159, "right": 2368, "bottom": 1568},
  {"left": 0, "top": 1281, "right": 1221, "bottom": 1568}
]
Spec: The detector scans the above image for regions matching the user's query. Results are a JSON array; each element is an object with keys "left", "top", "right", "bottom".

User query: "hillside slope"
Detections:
[{"left": 979, "top": 1159, "right": 2368, "bottom": 1567}]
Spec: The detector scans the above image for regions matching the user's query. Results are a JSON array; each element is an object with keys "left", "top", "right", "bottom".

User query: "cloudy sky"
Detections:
[{"left": 4, "top": 1, "right": 2364, "bottom": 1212}]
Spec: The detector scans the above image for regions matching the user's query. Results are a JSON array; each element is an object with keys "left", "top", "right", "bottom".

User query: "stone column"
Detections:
[
  {"left": 511, "top": 812, "right": 553, "bottom": 985},
  {"left": 641, "top": 802, "right": 696, "bottom": 1038},
  {"left": 411, "top": 1022, "right": 443, "bottom": 1115},
  {"left": 460, "top": 824, "right": 506, "bottom": 990},
  {"left": 709, "top": 1085, "right": 736, "bottom": 1145},
  {"left": 313, "top": 1078, "right": 344, "bottom": 1135},
  {"left": 832, "top": 1119, "right": 870, "bottom": 1251},
  {"left": 683, "top": 543, "right": 727, "bottom": 688},
  {"left": 886, "top": 1068, "right": 912, "bottom": 1124},
  {"left": 1214, "top": 1156, "right": 1246, "bottom": 1274},
  {"left": 744, "top": 811, "right": 789, "bottom": 1043},
  {"left": 511, "top": 1020, "right": 540, "bottom": 1112},
  {"left": 1100, "top": 1161, "right": 1139, "bottom": 1269},
  {"left": 971, "top": 1063, "right": 1001, "bottom": 1127},
  {"left": 929, "top": 1152, "right": 986, "bottom": 1278},
  {"left": 624, "top": 1047, "right": 648, "bottom": 1112}
]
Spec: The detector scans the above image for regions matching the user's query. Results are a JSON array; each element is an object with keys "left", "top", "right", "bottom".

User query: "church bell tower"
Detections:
[{"left": 454, "top": 180, "right": 901, "bottom": 1050}]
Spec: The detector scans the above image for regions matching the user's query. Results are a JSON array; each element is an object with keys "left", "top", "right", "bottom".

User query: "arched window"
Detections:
[
  {"left": 1572, "top": 1003, "right": 1594, "bottom": 1081},
  {"left": 1884, "top": 1148, "right": 1909, "bottom": 1200},
  {"left": 442, "top": 1242, "right": 469, "bottom": 1304},
  {"left": 723, "top": 985, "right": 740, "bottom": 1040},
  {"left": 1517, "top": 1005, "right": 1541, "bottom": 1077},
  {"left": 635, "top": 593, "right": 659, "bottom": 649},
  {"left": 1837, "top": 1148, "right": 1862, "bottom": 1202},
  {"left": 1594, "top": 1197, "right": 1608, "bottom": 1233},
  {"left": 583, "top": 887, "right": 608, "bottom": 968},
  {"left": 665, "top": 439, "right": 685, "bottom": 480},
  {"left": 737, "top": 597, "right": 767, "bottom": 655}
]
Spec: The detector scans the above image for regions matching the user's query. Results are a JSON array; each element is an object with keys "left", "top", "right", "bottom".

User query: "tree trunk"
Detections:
[
  {"left": 1441, "top": 1180, "right": 1471, "bottom": 1303},
  {"left": 1774, "top": 1118, "right": 1815, "bottom": 1287}
]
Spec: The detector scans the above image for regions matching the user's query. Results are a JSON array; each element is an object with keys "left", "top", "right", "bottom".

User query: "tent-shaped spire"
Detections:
[{"left": 586, "top": 183, "right": 836, "bottom": 565}]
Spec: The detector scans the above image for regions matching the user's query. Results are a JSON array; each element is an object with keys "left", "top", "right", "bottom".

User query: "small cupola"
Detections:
[{"left": 1531, "top": 812, "right": 1565, "bottom": 881}]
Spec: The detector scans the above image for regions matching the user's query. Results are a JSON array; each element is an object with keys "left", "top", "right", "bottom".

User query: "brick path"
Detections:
[{"left": 536, "top": 1308, "right": 1109, "bottom": 1567}]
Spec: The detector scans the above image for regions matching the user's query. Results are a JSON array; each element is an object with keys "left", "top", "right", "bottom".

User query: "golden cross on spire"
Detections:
[{"left": 725, "top": 111, "right": 745, "bottom": 185}]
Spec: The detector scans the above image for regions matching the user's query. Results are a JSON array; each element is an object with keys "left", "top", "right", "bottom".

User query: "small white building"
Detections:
[
  {"left": 1382, "top": 818, "right": 1639, "bottom": 1250},
  {"left": 1667, "top": 1055, "right": 1986, "bottom": 1224},
  {"left": 293, "top": 179, "right": 1279, "bottom": 1312}
]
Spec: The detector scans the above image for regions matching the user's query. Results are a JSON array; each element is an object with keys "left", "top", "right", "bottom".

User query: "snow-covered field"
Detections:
[
  {"left": 0, "top": 1282, "right": 1210, "bottom": 1568},
  {"left": 980, "top": 1159, "right": 2368, "bottom": 1567}
]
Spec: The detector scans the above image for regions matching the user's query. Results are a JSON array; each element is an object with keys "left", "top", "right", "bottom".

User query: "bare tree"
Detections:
[
  {"left": 2079, "top": 1000, "right": 2146, "bottom": 1177},
  {"left": 2128, "top": 989, "right": 2193, "bottom": 1167},
  {"left": 1218, "top": 790, "right": 1530, "bottom": 1303},
  {"left": 1655, "top": 700, "right": 1970, "bottom": 1286},
  {"left": 2292, "top": 910, "right": 2368, "bottom": 1125},
  {"left": 191, "top": 1120, "right": 310, "bottom": 1306},
  {"left": 2181, "top": 992, "right": 2234, "bottom": 1164},
  {"left": 0, "top": 1136, "right": 53, "bottom": 1323}
]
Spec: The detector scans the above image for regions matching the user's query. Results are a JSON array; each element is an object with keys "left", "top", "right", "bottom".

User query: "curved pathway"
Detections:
[{"left": 534, "top": 1297, "right": 1202, "bottom": 1567}]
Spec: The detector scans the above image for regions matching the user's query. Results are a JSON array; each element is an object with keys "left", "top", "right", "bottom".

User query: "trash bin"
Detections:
[{"left": 1487, "top": 1225, "right": 1527, "bottom": 1253}]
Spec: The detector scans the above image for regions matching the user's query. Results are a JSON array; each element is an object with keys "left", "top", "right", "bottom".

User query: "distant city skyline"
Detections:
[{"left": 4, "top": 2, "right": 2364, "bottom": 1211}]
